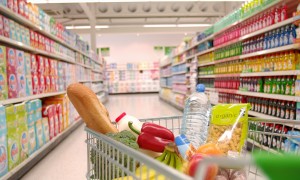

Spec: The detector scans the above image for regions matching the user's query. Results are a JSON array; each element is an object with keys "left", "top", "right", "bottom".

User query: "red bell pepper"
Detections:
[{"left": 128, "top": 121, "right": 175, "bottom": 153}]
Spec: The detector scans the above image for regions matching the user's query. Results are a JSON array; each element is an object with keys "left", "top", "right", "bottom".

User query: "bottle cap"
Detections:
[
  {"left": 175, "top": 134, "right": 190, "bottom": 146},
  {"left": 196, "top": 84, "right": 205, "bottom": 92},
  {"left": 115, "top": 112, "right": 126, "bottom": 123}
]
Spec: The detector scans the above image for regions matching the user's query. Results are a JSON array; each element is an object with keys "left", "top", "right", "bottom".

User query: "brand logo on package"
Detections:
[
  {"left": 21, "top": 132, "right": 28, "bottom": 150},
  {"left": 9, "top": 74, "right": 17, "bottom": 91},
  {"left": 8, "top": 50, "right": 15, "bottom": 65},
  {"left": 0, "top": 145, "right": 7, "bottom": 172},
  {"left": 11, "top": 143, "right": 18, "bottom": 162}
]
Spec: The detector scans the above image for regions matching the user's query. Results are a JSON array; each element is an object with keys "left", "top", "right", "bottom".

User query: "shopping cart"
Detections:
[{"left": 85, "top": 116, "right": 300, "bottom": 180}]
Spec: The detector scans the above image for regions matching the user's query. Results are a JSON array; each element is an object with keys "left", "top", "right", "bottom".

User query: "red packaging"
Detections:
[
  {"left": 36, "top": 55, "right": 44, "bottom": 75},
  {"left": 44, "top": 57, "right": 49, "bottom": 76},
  {"left": 32, "top": 74, "right": 39, "bottom": 94},
  {"left": 13, "top": 0, "right": 18, "bottom": 13},
  {"left": 30, "top": 54, "right": 37, "bottom": 75},
  {"left": 274, "top": 6, "right": 280, "bottom": 24},
  {"left": 45, "top": 75, "right": 51, "bottom": 93},
  {"left": 50, "top": 75, "right": 56, "bottom": 92},
  {"left": 281, "top": 4, "right": 287, "bottom": 22},
  {"left": 38, "top": 75, "right": 45, "bottom": 94},
  {"left": 0, "top": 15, "right": 3, "bottom": 36},
  {"left": 56, "top": 104, "right": 63, "bottom": 133},
  {"left": 18, "top": 0, "right": 24, "bottom": 16},
  {"left": 23, "top": 0, "right": 29, "bottom": 19},
  {"left": 34, "top": 32, "right": 39, "bottom": 48},
  {"left": 3, "top": 16, "right": 10, "bottom": 38},
  {"left": 52, "top": 105, "right": 59, "bottom": 136},
  {"left": 6, "top": 48, "right": 18, "bottom": 98},
  {"left": 42, "top": 105, "right": 55, "bottom": 140},
  {"left": 7, "top": 0, "right": 14, "bottom": 10}
]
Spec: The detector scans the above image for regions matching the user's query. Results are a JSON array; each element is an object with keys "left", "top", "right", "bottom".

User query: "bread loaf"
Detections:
[{"left": 67, "top": 83, "right": 118, "bottom": 134}]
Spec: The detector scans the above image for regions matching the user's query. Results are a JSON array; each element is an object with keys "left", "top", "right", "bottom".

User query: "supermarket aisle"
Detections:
[{"left": 21, "top": 93, "right": 182, "bottom": 180}]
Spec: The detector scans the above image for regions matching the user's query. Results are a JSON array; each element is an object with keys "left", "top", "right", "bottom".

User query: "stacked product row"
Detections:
[
  {"left": 0, "top": 96, "right": 79, "bottom": 178},
  {"left": 0, "top": 0, "right": 90, "bottom": 53}
]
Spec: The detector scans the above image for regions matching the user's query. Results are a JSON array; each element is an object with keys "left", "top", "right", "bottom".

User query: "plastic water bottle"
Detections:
[{"left": 181, "top": 84, "right": 211, "bottom": 147}]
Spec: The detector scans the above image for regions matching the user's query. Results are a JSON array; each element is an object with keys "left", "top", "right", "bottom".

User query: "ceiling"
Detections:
[{"left": 38, "top": 1, "right": 243, "bottom": 35}]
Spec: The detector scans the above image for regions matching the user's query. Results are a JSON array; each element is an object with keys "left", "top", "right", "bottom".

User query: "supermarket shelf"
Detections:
[
  {"left": 160, "top": 61, "right": 172, "bottom": 68},
  {"left": 160, "top": 85, "right": 172, "bottom": 89},
  {"left": 248, "top": 110, "right": 283, "bottom": 120},
  {"left": 35, "top": 49, "right": 75, "bottom": 64},
  {"left": 159, "top": 95, "right": 184, "bottom": 111},
  {"left": 240, "top": 70, "right": 300, "bottom": 77},
  {"left": 92, "top": 69, "right": 102, "bottom": 73},
  {"left": 172, "top": 81, "right": 186, "bottom": 84},
  {"left": 185, "top": 34, "right": 214, "bottom": 52},
  {"left": 0, "top": 36, "right": 35, "bottom": 52},
  {"left": 194, "top": 48, "right": 215, "bottom": 57},
  {"left": 172, "top": 71, "right": 186, "bottom": 75},
  {"left": 214, "top": 38, "right": 240, "bottom": 50},
  {"left": 247, "top": 138, "right": 280, "bottom": 154},
  {"left": 240, "top": 17, "right": 295, "bottom": 41},
  {"left": 0, "top": 91, "right": 66, "bottom": 105},
  {"left": 2, "top": 118, "right": 84, "bottom": 180},
  {"left": 198, "top": 74, "right": 216, "bottom": 78},
  {"left": 172, "top": 50, "right": 185, "bottom": 58},
  {"left": 172, "top": 89, "right": 186, "bottom": 95},
  {"left": 161, "top": 74, "right": 173, "bottom": 78},
  {"left": 172, "top": 60, "right": 186, "bottom": 67},
  {"left": 185, "top": 54, "right": 195, "bottom": 60},
  {"left": 214, "top": 0, "right": 282, "bottom": 36},
  {"left": 239, "top": 91, "right": 296, "bottom": 101},
  {"left": 92, "top": 80, "right": 103, "bottom": 83},
  {"left": 240, "top": 44, "right": 300, "bottom": 59},
  {"left": 78, "top": 63, "right": 93, "bottom": 69},
  {"left": 198, "top": 61, "right": 216, "bottom": 67},
  {"left": 0, "top": 5, "right": 99, "bottom": 63}
]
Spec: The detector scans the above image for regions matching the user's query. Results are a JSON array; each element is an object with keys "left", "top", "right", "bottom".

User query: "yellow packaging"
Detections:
[{"left": 207, "top": 104, "right": 251, "bottom": 155}]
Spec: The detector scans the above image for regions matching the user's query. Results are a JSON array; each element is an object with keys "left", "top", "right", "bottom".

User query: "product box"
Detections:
[
  {"left": 7, "top": 67, "right": 18, "bottom": 98},
  {"left": 16, "top": 50, "right": 26, "bottom": 97},
  {"left": 6, "top": 48, "right": 18, "bottom": 98},
  {"left": 42, "top": 105, "right": 55, "bottom": 140},
  {"left": 45, "top": 37, "right": 50, "bottom": 52},
  {"left": 18, "top": 123, "right": 28, "bottom": 163},
  {"left": 18, "top": 0, "right": 24, "bottom": 16},
  {"left": 12, "top": 0, "right": 18, "bottom": 13},
  {"left": 0, "top": 15, "right": 3, "bottom": 36},
  {"left": 0, "top": 0, "right": 7, "bottom": 6},
  {"left": 27, "top": 123, "right": 36, "bottom": 155},
  {"left": 19, "top": 25, "right": 25, "bottom": 44},
  {"left": 7, "top": 0, "right": 13, "bottom": 11},
  {"left": 32, "top": 74, "right": 39, "bottom": 95},
  {"left": 38, "top": 75, "right": 45, "bottom": 94},
  {"left": 41, "top": 118, "right": 50, "bottom": 144},
  {"left": 14, "top": 23, "right": 20, "bottom": 42},
  {"left": 44, "top": 57, "right": 49, "bottom": 76},
  {"left": 45, "top": 75, "right": 50, "bottom": 93},
  {"left": 15, "top": 102, "right": 26, "bottom": 124},
  {"left": 0, "top": 66, "right": 8, "bottom": 100},
  {"left": 35, "top": 119, "right": 43, "bottom": 149},
  {"left": 0, "top": 106, "right": 6, "bottom": 133},
  {"left": 56, "top": 104, "right": 63, "bottom": 133},
  {"left": 52, "top": 105, "right": 59, "bottom": 137},
  {"left": 8, "top": 19, "right": 16, "bottom": 40},
  {"left": 25, "top": 74, "right": 32, "bottom": 96},
  {"left": 6, "top": 48, "right": 16, "bottom": 74},
  {"left": 34, "top": 32, "right": 39, "bottom": 49},
  {"left": 0, "top": 132, "right": 8, "bottom": 178},
  {"left": 36, "top": 55, "right": 44, "bottom": 75},
  {"left": 30, "top": 54, "right": 37, "bottom": 75},
  {"left": 24, "top": 28, "right": 30, "bottom": 46},
  {"left": 2, "top": 16, "right": 9, "bottom": 38},
  {"left": 30, "top": 30, "right": 35, "bottom": 48}
]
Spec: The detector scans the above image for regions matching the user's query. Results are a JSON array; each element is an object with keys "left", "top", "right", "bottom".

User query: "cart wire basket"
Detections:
[{"left": 85, "top": 116, "right": 300, "bottom": 180}]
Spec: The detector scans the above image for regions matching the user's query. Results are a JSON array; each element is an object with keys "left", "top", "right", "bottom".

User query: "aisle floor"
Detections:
[{"left": 21, "top": 93, "right": 182, "bottom": 180}]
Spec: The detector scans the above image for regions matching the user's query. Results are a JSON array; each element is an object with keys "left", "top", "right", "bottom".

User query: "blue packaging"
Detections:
[
  {"left": 0, "top": 0, "right": 7, "bottom": 7},
  {"left": 0, "top": 133, "right": 8, "bottom": 178},
  {"left": 263, "top": 33, "right": 268, "bottom": 50},
  {"left": 289, "top": 24, "right": 297, "bottom": 44},
  {"left": 284, "top": 25, "right": 290, "bottom": 45},
  {"left": 175, "top": 134, "right": 195, "bottom": 160},
  {"left": 280, "top": 27, "right": 285, "bottom": 47},
  {"left": 0, "top": 105, "right": 6, "bottom": 134},
  {"left": 27, "top": 122, "right": 36, "bottom": 155}
]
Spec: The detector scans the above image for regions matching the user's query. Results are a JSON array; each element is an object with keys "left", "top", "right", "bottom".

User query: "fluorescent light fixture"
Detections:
[
  {"left": 29, "top": 0, "right": 246, "bottom": 3},
  {"left": 66, "top": 25, "right": 109, "bottom": 29},
  {"left": 144, "top": 24, "right": 177, "bottom": 28},
  {"left": 144, "top": 24, "right": 211, "bottom": 28},
  {"left": 177, "top": 24, "right": 212, "bottom": 27}
]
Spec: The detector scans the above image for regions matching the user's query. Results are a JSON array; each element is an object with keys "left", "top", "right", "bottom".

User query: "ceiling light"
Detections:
[
  {"left": 29, "top": 0, "right": 246, "bottom": 4},
  {"left": 177, "top": 24, "right": 212, "bottom": 27},
  {"left": 144, "top": 24, "right": 177, "bottom": 28}
]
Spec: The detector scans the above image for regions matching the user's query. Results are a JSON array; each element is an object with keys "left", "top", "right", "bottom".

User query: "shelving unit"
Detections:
[{"left": 0, "top": 3, "right": 107, "bottom": 179}]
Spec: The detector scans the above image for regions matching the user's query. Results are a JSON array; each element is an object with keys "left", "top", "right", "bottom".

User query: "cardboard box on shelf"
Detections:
[
  {"left": 2, "top": 16, "right": 9, "bottom": 38},
  {"left": 6, "top": 48, "right": 18, "bottom": 98},
  {"left": 18, "top": 123, "right": 28, "bottom": 163},
  {"left": 16, "top": 50, "right": 26, "bottom": 98},
  {"left": 30, "top": 54, "right": 37, "bottom": 75},
  {"left": 32, "top": 74, "right": 39, "bottom": 95},
  {"left": 36, "top": 55, "right": 44, "bottom": 75},
  {"left": 0, "top": 49, "right": 8, "bottom": 100},
  {"left": 0, "top": 15, "right": 3, "bottom": 36},
  {"left": 27, "top": 123, "right": 36, "bottom": 155},
  {"left": 42, "top": 105, "right": 55, "bottom": 140},
  {"left": 38, "top": 75, "right": 45, "bottom": 94},
  {"left": 35, "top": 119, "right": 43, "bottom": 149},
  {"left": 8, "top": 20, "right": 16, "bottom": 40},
  {"left": 0, "top": 130, "right": 8, "bottom": 178},
  {"left": 41, "top": 118, "right": 50, "bottom": 144},
  {"left": 45, "top": 75, "right": 51, "bottom": 93}
]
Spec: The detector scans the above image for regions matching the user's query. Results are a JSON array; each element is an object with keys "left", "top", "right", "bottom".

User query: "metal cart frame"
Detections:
[{"left": 85, "top": 116, "right": 300, "bottom": 180}]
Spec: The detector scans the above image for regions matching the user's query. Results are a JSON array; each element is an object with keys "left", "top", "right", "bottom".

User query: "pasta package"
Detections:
[{"left": 207, "top": 104, "right": 251, "bottom": 155}]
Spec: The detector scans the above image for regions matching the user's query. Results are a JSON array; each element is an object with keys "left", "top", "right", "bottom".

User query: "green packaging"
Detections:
[
  {"left": 18, "top": 124, "right": 29, "bottom": 163},
  {"left": 208, "top": 103, "right": 251, "bottom": 155}
]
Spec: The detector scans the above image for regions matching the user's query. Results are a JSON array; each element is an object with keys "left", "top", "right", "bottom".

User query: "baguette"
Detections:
[{"left": 67, "top": 83, "right": 118, "bottom": 134}]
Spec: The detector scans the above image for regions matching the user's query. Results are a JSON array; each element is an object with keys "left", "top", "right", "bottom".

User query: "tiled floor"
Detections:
[{"left": 21, "top": 93, "right": 182, "bottom": 180}]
